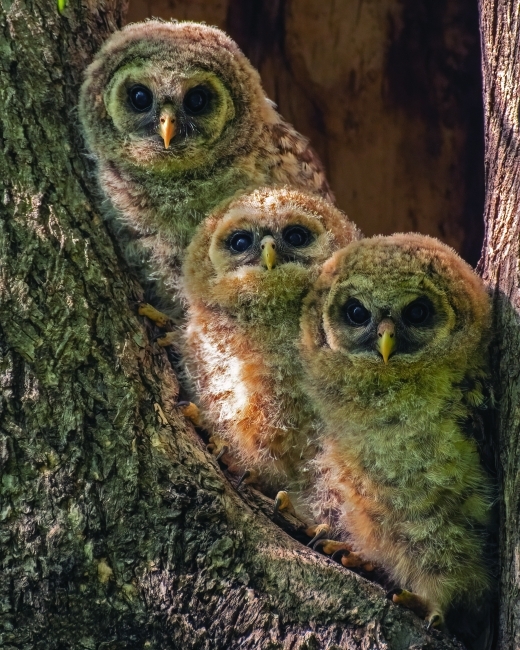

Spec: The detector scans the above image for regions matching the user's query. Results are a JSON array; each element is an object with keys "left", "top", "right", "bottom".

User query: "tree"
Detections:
[
  {"left": 0, "top": 1, "right": 495, "bottom": 649},
  {"left": 479, "top": 2, "right": 520, "bottom": 649}
]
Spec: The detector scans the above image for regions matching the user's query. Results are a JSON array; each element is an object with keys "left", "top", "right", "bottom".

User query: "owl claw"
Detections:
[
  {"left": 138, "top": 303, "right": 172, "bottom": 328},
  {"left": 273, "top": 491, "right": 296, "bottom": 517},
  {"left": 387, "top": 589, "right": 435, "bottom": 622},
  {"left": 176, "top": 401, "right": 202, "bottom": 427},
  {"left": 207, "top": 435, "right": 231, "bottom": 463},
  {"left": 154, "top": 331, "right": 180, "bottom": 347},
  {"left": 426, "top": 612, "right": 443, "bottom": 631},
  {"left": 236, "top": 469, "right": 256, "bottom": 488},
  {"left": 313, "top": 539, "right": 353, "bottom": 555},
  {"left": 305, "top": 523, "right": 331, "bottom": 547}
]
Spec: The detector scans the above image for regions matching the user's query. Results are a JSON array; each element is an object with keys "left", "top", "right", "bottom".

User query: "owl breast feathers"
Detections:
[
  {"left": 79, "top": 20, "right": 333, "bottom": 302},
  {"left": 181, "top": 187, "right": 359, "bottom": 495},
  {"left": 300, "top": 233, "right": 493, "bottom": 627}
]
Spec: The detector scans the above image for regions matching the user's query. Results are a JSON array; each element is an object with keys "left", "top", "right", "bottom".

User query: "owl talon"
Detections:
[
  {"left": 154, "top": 331, "right": 180, "bottom": 347},
  {"left": 332, "top": 549, "right": 374, "bottom": 571},
  {"left": 176, "top": 401, "right": 202, "bottom": 427},
  {"left": 215, "top": 445, "right": 229, "bottom": 461},
  {"left": 273, "top": 491, "right": 296, "bottom": 517},
  {"left": 305, "top": 523, "right": 331, "bottom": 547},
  {"left": 426, "top": 612, "right": 444, "bottom": 630},
  {"left": 207, "top": 435, "right": 231, "bottom": 463},
  {"left": 138, "top": 302, "right": 172, "bottom": 328},
  {"left": 313, "top": 539, "right": 353, "bottom": 555},
  {"left": 388, "top": 589, "right": 432, "bottom": 621},
  {"left": 236, "top": 469, "right": 259, "bottom": 489}
]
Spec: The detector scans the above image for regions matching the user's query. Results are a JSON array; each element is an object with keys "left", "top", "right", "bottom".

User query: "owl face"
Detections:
[
  {"left": 183, "top": 188, "right": 359, "bottom": 316},
  {"left": 307, "top": 234, "right": 490, "bottom": 374},
  {"left": 80, "top": 21, "right": 272, "bottom": 172}
]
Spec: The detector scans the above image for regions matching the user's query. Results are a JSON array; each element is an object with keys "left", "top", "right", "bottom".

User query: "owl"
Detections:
[
  {"left": 79, "top": 20, "right": 333, "bottom": 304},
  {"left": 181, "top": 187, "right": 359, "bottom": 499},
  {"left": 299, "top": 234, "right": 493, "bottom": 629}
]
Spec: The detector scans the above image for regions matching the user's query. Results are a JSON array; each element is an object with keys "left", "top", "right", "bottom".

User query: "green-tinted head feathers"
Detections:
[{"left": 79, "top": 20, "right": 275, "bottom": 172}]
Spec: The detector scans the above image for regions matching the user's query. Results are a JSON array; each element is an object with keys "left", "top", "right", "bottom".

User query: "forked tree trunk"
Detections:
[
  {"left": 0, "top": 1, "right": 486, "bottom": 649},
  {"left": 479, "top": 2, "right": 520, "bottom": 650}
]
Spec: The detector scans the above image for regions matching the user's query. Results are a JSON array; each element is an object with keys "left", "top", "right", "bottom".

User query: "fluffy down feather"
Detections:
[
  {"left": 79, "top": 20, "right": 333, "bottom": 305},
  {"left": 300, "top": 234, "right": 493, "bottom": 626},
  {"left": 182, "top": 187, "right": 359, "bottom": 496}
]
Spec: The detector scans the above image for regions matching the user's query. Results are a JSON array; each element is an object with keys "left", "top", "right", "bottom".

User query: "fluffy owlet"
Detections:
[
  {"left": 79, "top": 20, "right": 333, "bottom": 301},
  {"left": 182, "top": 187, "right": 359, "bottom": 497},
  {"left": 300, "top": 234, "right": 493, "bottom": 629}
]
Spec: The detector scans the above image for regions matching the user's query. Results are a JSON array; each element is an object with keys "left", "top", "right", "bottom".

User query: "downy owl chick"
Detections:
[
  {"left": 300, "top": 234, "right": 493, "bottom": 628},
  {"left": 79, "top": 20, "right": 333, "bottom": 303},
  {"left": 182, "top": 187, "right": 359, "bottom": 497}
]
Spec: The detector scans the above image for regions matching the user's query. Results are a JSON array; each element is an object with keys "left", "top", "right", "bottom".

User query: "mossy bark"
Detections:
[
  {"left": 479, "top": 2, "right": 520, "bottom": 649},
  {"left": 0, "top": 1, "right": 468, "bottom": 648}
]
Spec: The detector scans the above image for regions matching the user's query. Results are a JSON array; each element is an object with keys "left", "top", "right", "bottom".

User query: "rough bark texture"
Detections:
[
  {"left": 128, "top": 0, "right": 485, "bottom": 264},
  {"left": 0, "top": 1, "right": 467, "bottom": 648},
  {"left": 479, "top": 2, "right": 520, "bottom": 650}
]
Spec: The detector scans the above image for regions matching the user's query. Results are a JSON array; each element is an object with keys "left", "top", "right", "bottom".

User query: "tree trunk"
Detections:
[
  {"left": 128, "top": 0, "right": 485, "bottom": 265},
  {"left": 0, "top": 2, "right": 467, "bottom": 649},
  {"left": 479, "top": 2, "right": 520, "bottom": 650}
]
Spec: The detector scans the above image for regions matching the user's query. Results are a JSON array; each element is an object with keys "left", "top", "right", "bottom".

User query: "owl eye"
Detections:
[
  {"left": 128, "top": 85, "right": 153, "bottom": 112},
  {"left": 184, "top": 85, "right": 210, "bottom": 115},
  {"left": 402, "top": 298, "right": 433, "bottom": 326},
  {"left": 343, "top": 299, "right": 371, "bottom": 326},
  {"left": 282, "top": 225, "right": 312, "bottom": 248},
  {"left": 228, "top": 231, "right": 254, "bottom": 253}
]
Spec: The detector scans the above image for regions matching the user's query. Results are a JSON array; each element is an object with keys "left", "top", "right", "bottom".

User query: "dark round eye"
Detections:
[
  {"left": 128, "top": 85, "right": 153, "bottom": 112},
  {"left": 343, "top": 299, "right": 371, "bottom": 326},
  {"left": 228, "top": 231, "right": 254, "bottom": 253},
  {"left": 183, "top": 86, "right": 210, "bottom": 115},
  {"left": 402, "top": 299, "right": 433, "bottom": 326},
  {"left": 282, "top": 225, "right": 312, "bottom": 248}
]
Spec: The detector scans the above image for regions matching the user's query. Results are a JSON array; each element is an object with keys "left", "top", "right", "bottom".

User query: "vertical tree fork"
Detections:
[
  {"left": 479, "top": 1, "right": 520, "bottom": 649},
  {"left": 0, "top": 1, "right": 474, "bottom": 648}
]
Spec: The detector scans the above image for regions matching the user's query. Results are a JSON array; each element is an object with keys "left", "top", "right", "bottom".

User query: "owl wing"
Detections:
[{"left": 267, "top": 119, "right": 335, "bottom": 203}]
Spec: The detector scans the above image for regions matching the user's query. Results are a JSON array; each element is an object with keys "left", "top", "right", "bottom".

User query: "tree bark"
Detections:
[
  {"left": 128, "top": 0, "right": 485, "bottom": 265},
  {"left": 0, "top": 2, "right": 467, "bottom": 648},
  {"left": 479, "top": 2, "right": 520, "bottom": 650}
]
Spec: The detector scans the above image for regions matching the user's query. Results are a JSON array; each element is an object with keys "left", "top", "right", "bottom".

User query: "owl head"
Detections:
[
  {"left": 79, "top": 20, "right": 275, "bottom": 173},
  {"left": 182, "top": 187, "right": 359, "bottom": 320},
  {"left": 301, "top": 234, "right": 491, "bottom": 395}
]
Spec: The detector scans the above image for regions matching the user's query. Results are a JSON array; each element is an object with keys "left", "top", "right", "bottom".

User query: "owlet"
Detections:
[
  {"left": 79, "top": 20, "right": 333, "bottom": 302},
  {"left": 300, "top": 234, "right": 493, "bottom": 629},
  {"left": 182, "top": 187, "right": 359, "bottom": 497}
]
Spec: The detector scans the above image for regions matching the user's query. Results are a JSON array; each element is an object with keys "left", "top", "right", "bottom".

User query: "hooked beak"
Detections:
[
  {"left": 377, "top": 318, "right": 396, "bottom": 364},
  {"left": 158, "top": 106, "right": 176, "bottom": 148},
  {"left": 260, "top": 236, "right": 277, "bottom": 270}
]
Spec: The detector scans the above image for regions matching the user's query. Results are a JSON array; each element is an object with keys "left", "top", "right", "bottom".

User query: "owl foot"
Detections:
[
  {"left": 176, "top": 401, "right": 202, "bottom": 427},
  {"left": 331, "top": 549, "right": 375, "bottom": 572},
  {"left": 235, "top": 468, "right": 259, "bottom": 489},
  {"left": 138, "top": 303, "right": 173, "bottom": 328},
  {"left": 154, "top": 331, "right": 181, "bottom": 348},
  {"left": 312, "top": 539, "right": 352, "bottom": 555},
  {"left": 387, "top": 589, "right": 443, "bottom": 628},
  {"left": 273, "top": 491, "right": 297, "bottom": 517},
  {"left": 207, "top": 435, "right": 231, "bottom": 463},
  {"left": 305, "top": 523, "right": 331, "bottom": 547}
]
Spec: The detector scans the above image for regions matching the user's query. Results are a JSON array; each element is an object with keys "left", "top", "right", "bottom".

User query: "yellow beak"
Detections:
[
  {"left": 158, "top": 107, "right": 176, "bottom": 149},
  {"left": 260, "top": 236, "right": 277, "bottom": 270},
  {"left": 377, "top": 319, "right": 396, "bottom": 364}
]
